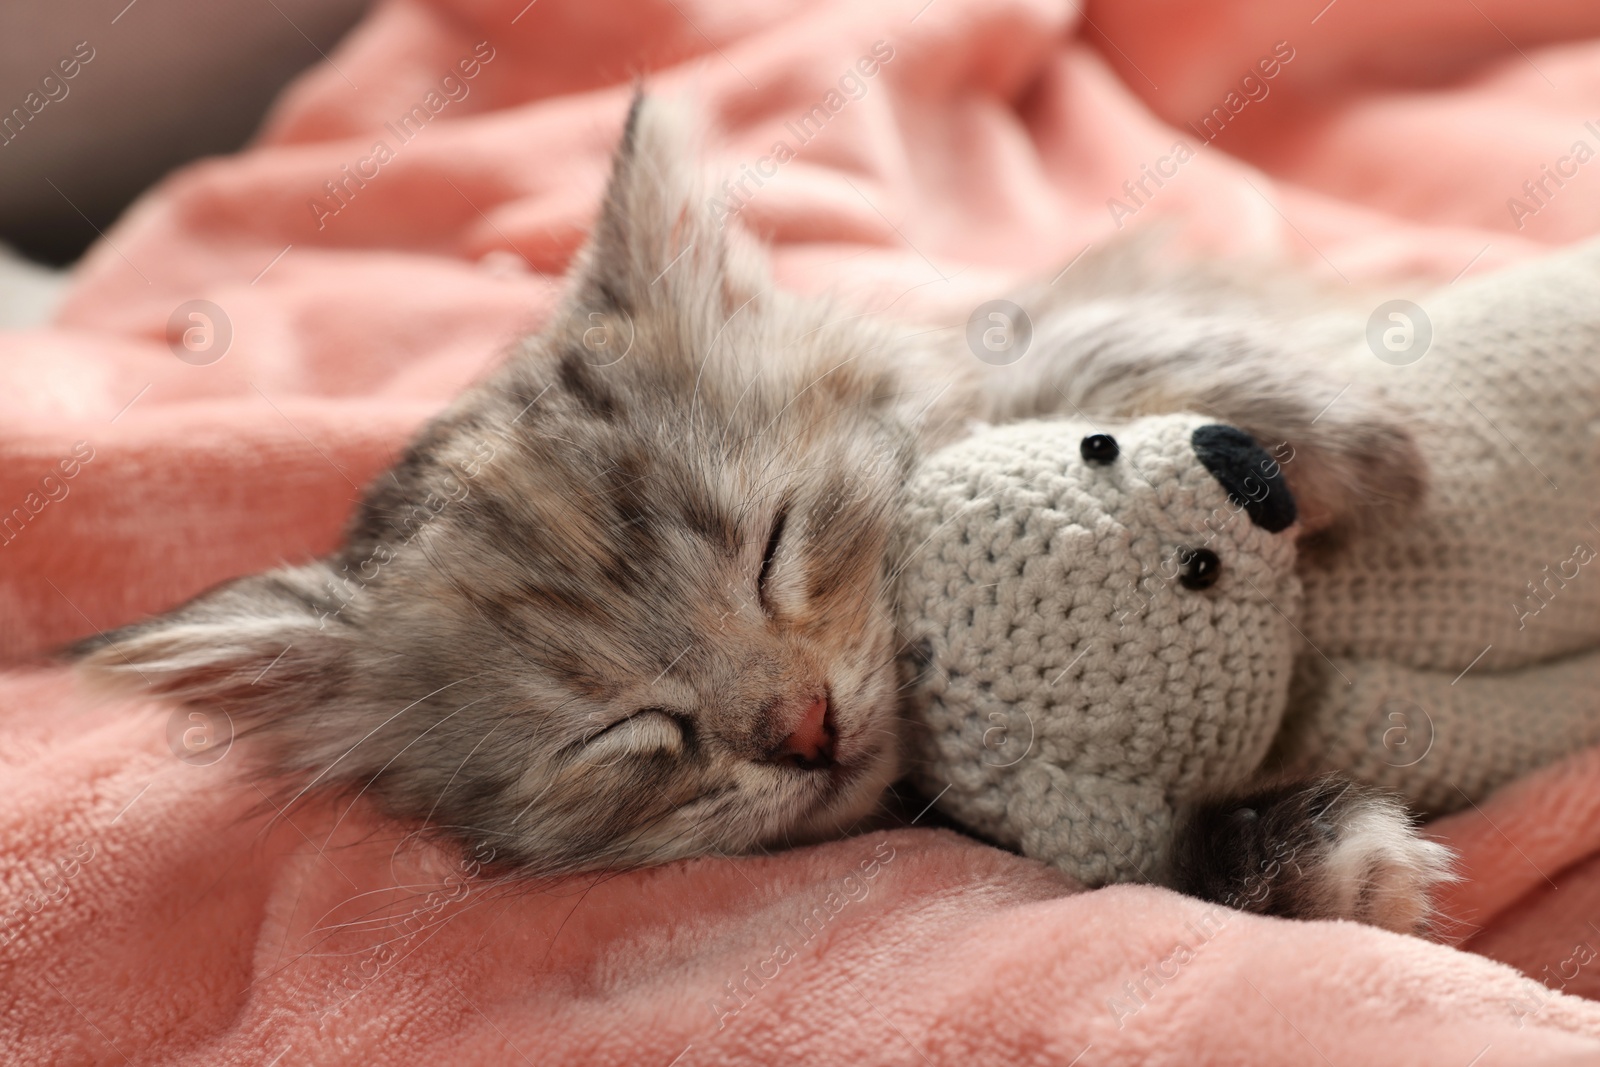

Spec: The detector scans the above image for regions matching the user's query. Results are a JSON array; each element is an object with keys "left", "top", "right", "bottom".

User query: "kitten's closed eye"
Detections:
[
  {"left": 579, "top": 710, "right": 687, "bottom": 763},
  {"left": 757, "top": 505, "right": 788, "bottom": 615}
]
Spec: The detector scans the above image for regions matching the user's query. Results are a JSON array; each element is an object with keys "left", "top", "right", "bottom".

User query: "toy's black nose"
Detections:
[{"left": 1191, "top": 425, "right": 1296, "bottom": 532}]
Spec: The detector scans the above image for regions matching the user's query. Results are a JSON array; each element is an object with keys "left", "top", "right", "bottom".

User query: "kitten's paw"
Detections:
[{"left": 1171, "top": 774, "right": 1455, "bottom": 935}]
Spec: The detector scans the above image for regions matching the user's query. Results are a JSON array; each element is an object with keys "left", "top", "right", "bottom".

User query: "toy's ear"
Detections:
[
  {"left": 1191, "top": 423, "right": 1298, "bottom": 533},
  {"left": 67, "top": 562, "right": 357, "bottom": 723},
  {"left": 1210, "top": 383, "right": 1424, "bottom": 543}
]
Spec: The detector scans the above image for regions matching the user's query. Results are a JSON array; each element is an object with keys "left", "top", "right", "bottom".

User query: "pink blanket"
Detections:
[{"left": 8, "top": 0, "right": 1600, "bottom": 1061}]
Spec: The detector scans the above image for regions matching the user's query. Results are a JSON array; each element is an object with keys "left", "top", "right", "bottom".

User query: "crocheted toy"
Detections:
[{"left": 898, "top": 239, "right": 1600, "bottom": 887}]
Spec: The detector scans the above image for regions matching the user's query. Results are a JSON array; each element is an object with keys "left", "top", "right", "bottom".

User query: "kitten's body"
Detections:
[{"left": 73, "top": 98, "right": 1446, "bottom": 930}]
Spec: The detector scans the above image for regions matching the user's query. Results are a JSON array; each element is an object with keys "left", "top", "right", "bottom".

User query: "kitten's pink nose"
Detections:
[{"left": 774, "top": 695, "right": 836, "bottom": 768}]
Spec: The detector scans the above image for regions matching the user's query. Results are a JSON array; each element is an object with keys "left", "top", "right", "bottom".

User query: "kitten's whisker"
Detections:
[
  {"left": 884, "top": 499, "right": 985, "bottom": 587},
  {"left": 691, "top": 285, "right": 770, "bottom": 425},
  {"left": 421, "top": 720, "right": 509, "bottom": 828},
  {"left": 279, "top": 674, "right": 482, "bottom": 818},
  {"left": 301, "top": 873, "right": 492, "bottom": 948},
  {"left": 319, "top": 694, "right": 491, "bottom": 851},
  {"left": 731, "top": 462, "right": 840, "bottom": 531},
  {"left": 718, "top": 367, "right": 765, "bottom": 457},
  {"left": 752, "top": 352, "right": 865, "bottom": 444}
]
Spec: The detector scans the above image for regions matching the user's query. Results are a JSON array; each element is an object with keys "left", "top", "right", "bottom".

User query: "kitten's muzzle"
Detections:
[{"left": 767, "top": 692, "right": 838, "bottom": 769}]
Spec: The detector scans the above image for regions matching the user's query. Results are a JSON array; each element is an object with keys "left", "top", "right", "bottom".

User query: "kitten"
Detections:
[{"left": 72, "top": 96, "right": 1445, "bottom": 930}]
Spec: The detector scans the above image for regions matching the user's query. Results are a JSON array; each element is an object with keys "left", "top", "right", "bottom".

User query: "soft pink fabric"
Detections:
[{"left": 6, "top": 0, "right": 1600, "bottom": 1062}]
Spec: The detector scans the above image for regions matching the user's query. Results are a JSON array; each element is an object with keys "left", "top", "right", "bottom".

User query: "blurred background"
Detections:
[{"left": 0, "top": 0, "right": 370, "bottom": 322}]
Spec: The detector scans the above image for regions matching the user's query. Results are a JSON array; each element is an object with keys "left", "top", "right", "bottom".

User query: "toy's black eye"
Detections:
[
  {"left": 1080, "top": 433, "right": 1119, "bottom": 464},
  {"left": 1178, "top": 547, "right": 1222, "bottom": 590}
]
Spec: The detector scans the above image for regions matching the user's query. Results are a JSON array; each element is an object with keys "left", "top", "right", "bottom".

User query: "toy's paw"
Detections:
[{"left": 1170, "top": 774, "right": 1456, "bottom": 935}]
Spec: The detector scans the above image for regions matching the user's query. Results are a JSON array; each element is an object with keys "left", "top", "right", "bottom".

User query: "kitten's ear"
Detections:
[
  {"left": 68, "top": 563, "right": 354, "bottom": 719},
  {"left": 568, "top": 92, "right": 769, "bottom": 316}
]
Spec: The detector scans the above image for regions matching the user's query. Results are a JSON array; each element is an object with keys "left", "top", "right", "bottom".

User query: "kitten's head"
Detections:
[{"left": 72, "top": 96, "right": 926, "bottom": 874}]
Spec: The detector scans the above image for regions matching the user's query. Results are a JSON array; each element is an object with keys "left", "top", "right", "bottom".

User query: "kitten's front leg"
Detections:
[
  {"left": 942, "top": 287, "right": 1428, "bottom": 541},
  {"left": 1169, "top": 774, "right": 1455, "bottom": 935}
]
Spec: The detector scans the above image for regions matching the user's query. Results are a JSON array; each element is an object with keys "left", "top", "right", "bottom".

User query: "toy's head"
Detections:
[{"left": 896, "top": 413, "right": 1303, "bottom": 885}]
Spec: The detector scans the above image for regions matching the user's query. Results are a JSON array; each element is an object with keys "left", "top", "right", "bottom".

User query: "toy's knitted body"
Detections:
[
  {"left": 1281, "top": 243, "right": 1600, "bottom": 813},
  {"left": 900, "top": 240, "right": 1600, "bottom": 887}
]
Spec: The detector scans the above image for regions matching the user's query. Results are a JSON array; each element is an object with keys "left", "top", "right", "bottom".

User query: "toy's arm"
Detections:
[
  {"left": 1003, "top": 763, "right": 1177, "bottom": 888},
  {"left": 1270, "top": 651, "right": 1600, "bottom": 815}
]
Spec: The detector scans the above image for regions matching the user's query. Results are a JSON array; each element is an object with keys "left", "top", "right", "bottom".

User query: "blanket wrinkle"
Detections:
[{"left": 6, "top": 0, "right": 1600, "bottom": 1062}]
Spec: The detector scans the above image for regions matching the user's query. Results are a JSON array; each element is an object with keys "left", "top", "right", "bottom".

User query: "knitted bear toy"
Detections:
[{"left": 898, "top": 239, "right": 1600, "bottom": 888}]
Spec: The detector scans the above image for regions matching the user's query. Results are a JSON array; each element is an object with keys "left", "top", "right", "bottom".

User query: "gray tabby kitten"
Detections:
[{"left": 72, "top": 96, "right": 1443, "bottom": 930}]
